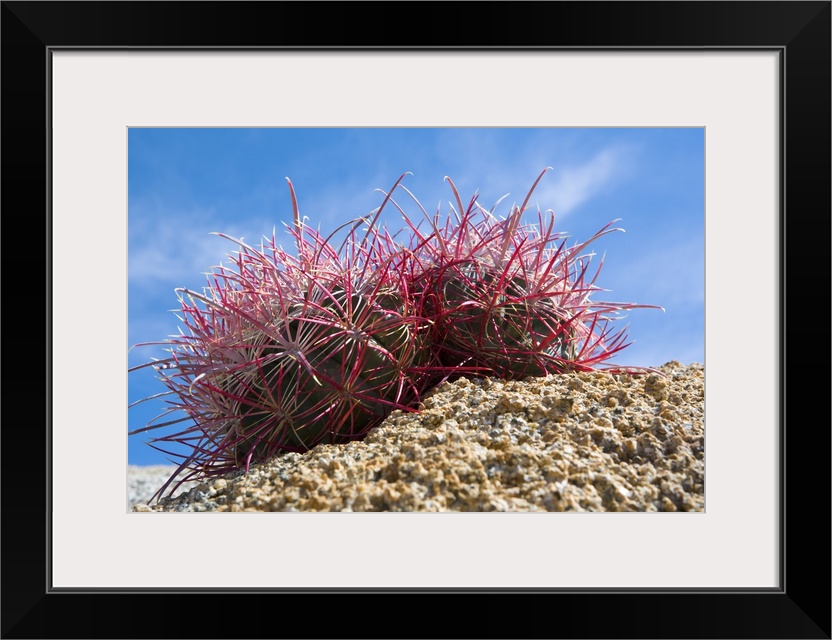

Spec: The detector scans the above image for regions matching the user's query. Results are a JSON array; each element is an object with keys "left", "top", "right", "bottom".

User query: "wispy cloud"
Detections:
[
  {"left": 531, "top": 147, "right": 632, "bottom": 217},
  {"left": 128, "top": 205, "right": 284, "bottom": 290},
  {"left": 417, "top": 135, "right": 636, "bottom": 224},
  {"left": 127, "top": 128, "right": 705, "bottom": 465}
]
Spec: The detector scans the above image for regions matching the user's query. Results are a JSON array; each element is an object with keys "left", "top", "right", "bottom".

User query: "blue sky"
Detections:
[{"left": 128, "top": 127, "right": 704, "bottom": 466}]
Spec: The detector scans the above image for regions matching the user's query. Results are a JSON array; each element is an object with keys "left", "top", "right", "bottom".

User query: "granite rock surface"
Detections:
[{"left": 132, "top": 361, "right": 704, "bottom": 512}]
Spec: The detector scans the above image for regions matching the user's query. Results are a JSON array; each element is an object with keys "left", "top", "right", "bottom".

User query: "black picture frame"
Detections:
[{"left": 2, "top": 2, "right": 829, "bottom": 638}]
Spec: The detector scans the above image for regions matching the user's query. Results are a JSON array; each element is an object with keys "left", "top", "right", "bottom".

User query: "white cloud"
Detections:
[
  {"left": 531, "top": 148, "right": 627, "bottom": 217},
  {"left": 412, "top": 137, "right": 634, "bottom": 225},
  {"left": 128, "top": 206, "right": 291, "bottom": 290}
]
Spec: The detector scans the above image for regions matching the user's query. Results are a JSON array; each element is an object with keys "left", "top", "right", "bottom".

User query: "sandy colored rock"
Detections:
[{"left": 133, "top": 361, "right": 704, "bottom": 512}]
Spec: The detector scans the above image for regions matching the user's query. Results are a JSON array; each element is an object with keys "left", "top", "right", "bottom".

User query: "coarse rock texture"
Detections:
[
  {"left": 133, "top": 361, "right": 704, "bottom": 513},
  {"left": 128, "top": 465, "right": 200, "bottom": 511}
]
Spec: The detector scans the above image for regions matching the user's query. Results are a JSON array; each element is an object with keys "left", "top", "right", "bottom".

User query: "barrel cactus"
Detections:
[
  {"left": 130, "top": 169, "right": 661, "bottom": 502},
  {"left": 399, "top": 168, "right": 662, "bottom": 377},
  {"left": 129, "top": 177, "right": 431, "bottom": 500}
]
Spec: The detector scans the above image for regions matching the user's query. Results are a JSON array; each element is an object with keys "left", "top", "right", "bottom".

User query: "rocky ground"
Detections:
[
  {"left": 127, "top": 465, "right": 200, "bottom": 511},
  {"left": 131, "top": 361, "right": 704, "bottom": 512}
]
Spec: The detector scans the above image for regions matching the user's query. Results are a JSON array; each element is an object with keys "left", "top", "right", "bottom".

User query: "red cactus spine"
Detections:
[
  {"left": 129, "top": 177, "right": 431, "bottom": 501},
  {"left": 130, "top": 170, "right": 662, "bottom": 502},
  {"left": 397, "top": 168, "right": 663, "bottom": 378}
]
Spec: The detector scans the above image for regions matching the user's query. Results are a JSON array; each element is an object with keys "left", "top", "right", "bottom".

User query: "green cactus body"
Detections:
[
  {"left": 130, "top": 171, "right": 660, "bottom": 501},
  {"left": 430, "top": 260, "right": 577, "bottom": 378},
  {"left": 226, "top": 283, "right": 428, "bottom": 466}
]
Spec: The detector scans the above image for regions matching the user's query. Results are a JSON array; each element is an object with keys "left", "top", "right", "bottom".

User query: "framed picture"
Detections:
[{"left": 3, "top": 2, "right": 828, "bottom": 638}]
